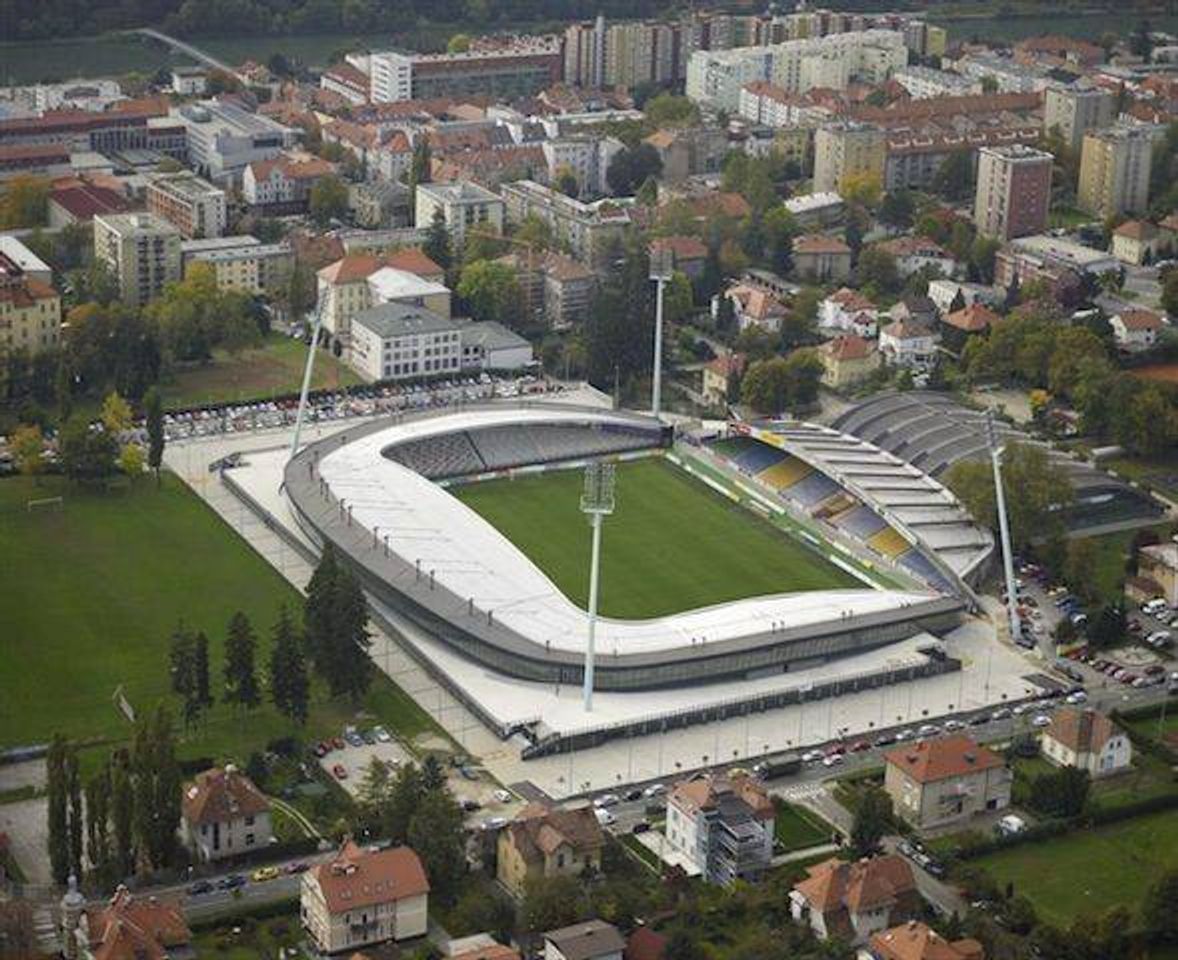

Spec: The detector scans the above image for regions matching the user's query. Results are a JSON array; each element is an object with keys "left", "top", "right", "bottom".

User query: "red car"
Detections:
[
  {"left": 332, "top": 764, "right": 348, "bottom": 780},
  {"left": 331, "top": 736, "right": 345, "bottom": 750},
  {"left": 824, "top": 743, "right": 845, "bottom": 758},
  {"left": 313, "top": 741, "right": 329, "bottom": 757},
  {"left": 850, "top": 740, "right": 871, "bottom": 753}
]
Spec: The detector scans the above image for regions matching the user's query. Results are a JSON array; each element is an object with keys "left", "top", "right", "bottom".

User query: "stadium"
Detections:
[{"left": 263, "top": 399, "right": 999, "bottom": 754}]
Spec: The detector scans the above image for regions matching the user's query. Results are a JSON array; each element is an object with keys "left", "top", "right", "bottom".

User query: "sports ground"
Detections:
[{"left": 453, "top": 456, "right": 858, "bottom": 620}]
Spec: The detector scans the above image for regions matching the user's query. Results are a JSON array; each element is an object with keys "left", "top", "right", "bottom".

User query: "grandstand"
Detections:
[{"left": 832, "top": 391, "right": 1165, "bottom": 535}]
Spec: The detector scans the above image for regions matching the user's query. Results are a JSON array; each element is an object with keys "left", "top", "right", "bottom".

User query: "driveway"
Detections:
[{"left": 0, "top": 795, "right": 50, "bottom": 885}]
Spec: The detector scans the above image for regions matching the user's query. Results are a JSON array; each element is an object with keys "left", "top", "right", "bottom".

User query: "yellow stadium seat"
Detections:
[
  {"left": 756, "top": 456, "right": 812, "bottom": 490},
  {"left": 869, "top": 527, "right": 910, "bottom": 558}
]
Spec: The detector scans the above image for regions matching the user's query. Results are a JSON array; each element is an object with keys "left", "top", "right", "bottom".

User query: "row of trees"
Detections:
[{"left": 46, "top": 707, "right": 180, "bottom": 886}]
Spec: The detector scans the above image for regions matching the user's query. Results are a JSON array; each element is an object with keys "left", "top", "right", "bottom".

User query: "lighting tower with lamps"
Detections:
[
  {"left": 649, "top": 245, "right": 674, "bottom": 419},
  {"left": 580, "top": 461, "right": 616, "bottom": 711},
  {"left": 985, "top": 411, "right": 1021, "bottom": 647}
]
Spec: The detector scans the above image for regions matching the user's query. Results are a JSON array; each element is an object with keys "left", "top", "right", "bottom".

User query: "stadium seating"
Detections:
[
  {"left": 868, "top": 527, "right": 911, "bottom": 558},
  {"left": 836, "top": 505, "right": 889, "bottom": 541},
  {"left": 780, "top": 470, "right": 840, "bottom": 508},
  {"left": 384, "top": 431, "right": 485, "bottom": 479},
  {"left": 471, "top": 423, "right": 659, "bottom": 472},
  {"left": 898, "top": 548, "right": 953, "bottom": 591},
  {"left": 757, "top": 456, "right": 812, "bottom": 490}
]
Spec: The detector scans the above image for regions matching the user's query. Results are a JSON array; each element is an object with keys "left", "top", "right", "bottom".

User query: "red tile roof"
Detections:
[
  {"left": 49, "top": 183, "right": 130, "bottom": 220},
  {"left": 884, "top": 735, "right": 1004, "bottom": 784},
  {"left": 385, "top": 247, "right": 444, "bottom": 278},
  {"left": 182, "top": 766, "right": 270, "bottom": 826},
  {"left": 823, "top": 334, "right": 874, "bottom": 361},
  {"left": 0, "top": 277, "right": 58, "bottom": 307},
  {"left": 86, "top": 888, "right": 189, "bottom": 960},
  {"left": 794, "top": 233, "right": 851, "bottom": 256},
  {"left": 650, "top": 235, "right": 708, "bottom": 261},
  {"left": 1045, "top": 708, "right": 1122, "bottom": 755},
  {"left": 1116, "top": 308, "right": 1164, "bottom": 331},
  {"left": 869, "top": 921, "right": 985, "bottom": 960},
  {"left": 943, "top": 303, "right": 998, "bottom": 333},
  {"left": 668, "top": 773, "right": 773, "bottom": 820},
  {"left": 625, "top": 927, "right": 667, "bottom": 960},
  {"left": 310, "top": 841, "right": 429, "bottom": 915},
  {"left": 794, "top": 856, "right": 916, "bottom": 914},
  {"left": 1113, "top": 219, "right": 1157, "bottom": 241}
]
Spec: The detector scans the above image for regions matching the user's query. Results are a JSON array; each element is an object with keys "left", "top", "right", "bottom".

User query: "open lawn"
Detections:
[
  {"left": 0, "top": 473, "right": 438, "bottom": 758},
  {"left": 454, "top": 457, "right": 858, "bottom": 620},
  {"left": 773, "top": 801, "right": 832, "bottom": 852},
  {"left": 971, "top": 808, "right": 1178, "bottom": 927},
  {"left": 159, "top": 335, "right": 361, "bottom": 411}
]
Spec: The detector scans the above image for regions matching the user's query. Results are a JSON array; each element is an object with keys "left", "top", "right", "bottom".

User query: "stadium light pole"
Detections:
[
  {"left": 581, "top": 462, "right": 616, "bottom": 712},
  {"left": 986, "top": 411, "right": 1022, "bottom": 648},
  {"left": 289, "top": 288, "right": 328, "bottom": 463},
  {"left": 649, "top": 246, "right": 674, "bottom": 419}
]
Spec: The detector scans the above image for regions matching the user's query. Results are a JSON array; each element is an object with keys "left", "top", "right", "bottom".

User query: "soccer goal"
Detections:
[{"left": 25, "top": 496, "right": 64, "bottom": 513}]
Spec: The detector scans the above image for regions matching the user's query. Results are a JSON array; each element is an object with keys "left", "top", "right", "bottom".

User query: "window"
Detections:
[
  {"left": 245, "top": 815, "right": 255, "bottom": 826},
  {"left": 246, "top": 833, "right": 255, "bottom": 846}
]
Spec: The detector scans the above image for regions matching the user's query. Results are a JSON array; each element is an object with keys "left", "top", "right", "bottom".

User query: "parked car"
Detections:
[
  {"left": 643, "top": 783, "right": 667, "bottom": 798},
  {"left": 943, "top": 720, "right": 965, "bottom": 732},
  {"left": 1031, "top": 714, "right": 1051, "bottom": 728},
  {"left": 594, "top": 793, "right": 620, "bottom": 809},
  {"left": 219, "top": 874, "right": 246, "bottom": 890},
  {"left": 1065, "top": 691, "right": 1088, "bottom": 705},
  {"left": 991, "top": 708, "right": 1011, "bottom": 721},
  {"left": 251, "top": 866, "right": 280, "bottom": 883},
  {"left": 332, "top": 764, "right": 348, "bottom": 780},
  {"left": 187, "top": 880, "right": 213, "bottom": 896},
  {"left": 917, "top": 724, "right": 940, "bottom": 738},
  {"left": 492, "top": 789, "right": 513, "bottom": 804},
  {"left": 372, "top": 725, "right": 391, "bottom": 743}
]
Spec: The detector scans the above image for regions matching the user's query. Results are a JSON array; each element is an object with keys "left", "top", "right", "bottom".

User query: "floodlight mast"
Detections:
[
  {"left": 289, "top": 290, "right": 328, "bottom": 463},
  {"left": 986, "top": 411, "right": 1022, "bottom": 648},
  {"left": 580, "top": 462, "right": 616, "bottom": 712},
  {"left": 650, "top": 247, "right": 674, "bottom": 419}
]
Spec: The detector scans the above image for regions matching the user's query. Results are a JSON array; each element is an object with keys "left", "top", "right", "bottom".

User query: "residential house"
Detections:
[
  {"left": 446, "top": 933, "right": 522, "bottom": 960},
  {"left": 861, "top": 920, "right": 985, "bottom": 960},
  {"left": 644, "top": 127, "right": 729, "bottom": 182},
  {"left": 793, "top": 234, "right": 852, "bottom": 282},
  {"left": 789, "top": 855, "right": 920, "bottom": 945},
  {"left": 664, "top": 773, "right": 775, "bottom": 885},
  {"left": 64, "top": 886, "right": 191, "bottom": 960},
  {"left": 820, "top": 335, "right": 881, "bottom": 389},
  {"left": 1158, "top": 212, "right": 1178, "bottom": 253},
  {"left": 784, "top": 191, "right": 846, "bottom": 229},
  {"left": 543, "top": 920, "right": 626, "bottom": 960},
  {"left": 0, "top": 248, "right": 61, "bottom": 360},
  {"left": 496, "top": 802, "right": 605, "bottom": 898},
  {"left": 726, "top": 282, "right": 788, "bottom": 334},
  {"left": 1041, "top": 708, "right": 1132, "bottom": 778},
  {"left": 702, "top": 353, "right": 746, "bottom": 407},
  {"left": 889, "top": 294, "right": 938, "bottom": 328},
  {"left": 879, "top": 318, "right": 939, "bottom": 370},
  {"left": 350, "top": 180, "right": 411, "bottom": 229},
  {"left": 1110, "top": 308, "right": 1165, "bottom": 353},
  {"left": 941, "top": 303, "right": 998, "bottom": 350},
  {"left": 1111, "top": 220, "right": 1160, "bottom": 266},
  {"left": 180, "top": 764, "right": 272, "bottom": 863},
  {"left": 926, "top": 279, "right": 998, "bottom": 314},
  {"left": 1139, "top": 542, "right": 1178, "bottom": 606},
  {"left": 819, "top": 287, "right": 880, "bottom": 338},
  {"left": 875, "top": 236, "right": 957, "bottom": 278},
  {"left": 650, "top": 235, "right": 708, "bottom": 281},
  {"left": 172, "top": 65, "right": 208, "bottom": 96},
  {"left": 372, "top": 130, "right": 414, "bottom": 184},
  {"left": 243, "top": 154, "right": 337, "bottom": 215},
  {"left": 301, "top": 841, "right": 429, "bottom": 954},
  {"left": 883, "top": 736, "right": 1012, "bottom": 830}
]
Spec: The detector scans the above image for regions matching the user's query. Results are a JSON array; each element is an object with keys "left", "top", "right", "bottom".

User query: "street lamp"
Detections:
[
  {"left": 986, "top": 411, "right": 1022, "bottom": 647},
  {"left": 581, "top": 462, "right": 616, "bottom": 712},
  {"left": 649, "top": 245, "right": 674, "bottom": 419}
]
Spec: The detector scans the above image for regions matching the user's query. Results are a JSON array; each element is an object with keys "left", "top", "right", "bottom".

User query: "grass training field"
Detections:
[
  {"left": 971, "top": 808, "right": 1178, "bottom": 927},
  {"left": 453, "top": 457, "right": 858, "bottom": 620},
  {"left": 0, "top": 473, "right": 436, "bottom": 758},
  {"left": 160, "top": 335, "right": 361, "bottom": 411}
]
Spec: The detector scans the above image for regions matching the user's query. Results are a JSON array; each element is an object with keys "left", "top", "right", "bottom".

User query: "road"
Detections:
[{"left": 132, "top": 28, "right": 240, "bottom": 78}]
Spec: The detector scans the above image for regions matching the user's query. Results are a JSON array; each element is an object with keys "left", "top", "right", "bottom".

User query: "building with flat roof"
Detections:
[
  {"left": 349, "top": 302, "right": 462, "bottom": 382},
  {"left": 1044, "top": 84, "right": 1115, "bottom": 152},
  {"left": 180, "top": 235, "right": 293, "bottom": 294},
  {"left": 994, "top": 233, "right": 1119, "bottom": 287},
  {"left": 1078, "top": 125, "right": 1154, "bottom": 219},
  {"left": 973, "top": 144, "right": 1052, "bottom": 241},
  {"left": 415, "top": 180, "right": 505, "bottom": 249},
  {"left": 176, "top": 100, "right": 298, "bottom": 184},
  {"left": 370, "top": 39, "right": 561, "bottom": 104},
  {"left": 501, "top": 180, "right": 630, "bottom": 268},
  {"left": 813, "top": 123, "right": 885, "bottom": 195},
  {"left": 93, "top": 211, "right": 181, "bottom": 307},
  {"left": 146, "top": 171, "right": 227, "bottom": 239}
]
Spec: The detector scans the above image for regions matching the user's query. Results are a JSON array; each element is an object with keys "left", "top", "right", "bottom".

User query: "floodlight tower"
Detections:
[
  {"left": 986, "top": 411, "right": 1022, "bottom": 647},
  {"left": 289, "top": 287, "right": 328, "bottom": 463},
  {"left": 580, "top": 461, "right": 616, "bottom": 712},
  {"left": 649, "top": 245, "right": 674, "bottom": 419}
]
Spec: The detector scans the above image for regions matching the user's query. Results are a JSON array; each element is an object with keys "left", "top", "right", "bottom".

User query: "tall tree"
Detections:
[
  {"left": 193, "top": 630, "right": 214, "bottom": 719},
  {"left": 132, "top": 706, "right": 181, "bottom": 870},
  {"left": 423, "top": 208, "right": 452, "bottom": 272},
  {"left": 326, "top": 566, "right": 372, "bottom": 702},
  {"left": 144, "top": 386, "right": 165, "bottom": 487},
  {"left": 851, "top": 786, "right": 893, "bottom": 857},
  {"left": 46, "top": 734, "right": 70, "bottom": 884},
  {"left": 408, "top": 790, "right": 467, "bottom": 904},
  {"left": 408, "top": 136, "right": 432, "bottom": 206},
  {"left": 66, "top": 747, "right": 83, "bottom": 879},
  {"left": 269, "top": 606, "right": 310, "bottom": 726},
  {"left": 109, "top": 749, "right": 135, "bottom": 879},
  {"left": 304, "top": 544, "right": 340, "bottom": 666},
  {"left": 309, "top": 175, "right": 349, "bottom": 227},
  {"left": 85, "top": 765, "right": 112, "bottom": 887},
  {"left": 223, "top": 612, "right": 261, "bottom": 711}
]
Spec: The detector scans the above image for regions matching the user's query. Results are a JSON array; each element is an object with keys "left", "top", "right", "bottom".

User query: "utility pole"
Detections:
[
  {"left": 649, "top": 246, "right": 674, "bottom": 419},
  {"left": 580, "top": 462, "right": 616, "bottom": 711},
  {"left": 986, "top": 411, "right": 1021, "bottom": 647}
]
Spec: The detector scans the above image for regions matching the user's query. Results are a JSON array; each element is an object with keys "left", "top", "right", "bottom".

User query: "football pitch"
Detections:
[{"left": 453, "top": 456, "right": 859, "bottom": 620}]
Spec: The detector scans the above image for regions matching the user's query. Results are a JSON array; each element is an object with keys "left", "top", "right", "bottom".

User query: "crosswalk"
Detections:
[{"left": 774, "top": 781, "right": 826, "bottom": 803}]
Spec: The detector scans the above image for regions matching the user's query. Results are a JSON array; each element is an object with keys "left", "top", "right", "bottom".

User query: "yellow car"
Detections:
[{"left": 251, "top": 866, "right": 280, "bottom": 883}]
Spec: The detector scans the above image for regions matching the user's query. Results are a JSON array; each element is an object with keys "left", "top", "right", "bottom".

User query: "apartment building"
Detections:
[
  {"left": 180, "top": 235, "right": 293, "bottom": 294},
  {"left": 145, "top": 171, "right": 227, "bottom": 239},
  {"left": 1044, "top": 84, "right": 1115, "bottom": 152},
  {"left": 1078, "top": 125, "right": 1155, "bottom": 219},
  {"left": 603, "top": 20, "right": 676, "bottom": 89},
  {"left": 664, "top": 774, "right": 775, "bottom": 885},
  {"left": 180, "top": 765, "right": 272, "bottom": 863},
  {"left": 954, "top": 53, "right": 1048, "bottom": 94},
  {"left": 541, "top": 136, "right": 623, "bottom": 197},
  {"left": 175, "top": 100, "right": 298, "bottom": 184},
  {"left": 501, "top": 180, "right": 630, "bottom": 268},
  {"left": 813, "top": 123, "right": 886, "bottom": 194},
  {"left": 92, "top": 212, "right": 182, "bottom": 307},
  {"left": 370, "top": 39, "right": 561, "bottom": 104},
  {"left": 243, "top": 154, "right": 337, "bottom": 214},
  {"left": 884, "top": 736, "right": 1011, "bottom": 830},
  {"left": 0, "top": 248, "right": 61, "bottom": 361},
  {"left": 994, "top": 233, "right": 1119, "bottom": 288},
  {"left": 973, "top": 144, "right": 1053, "bottom": 240},
  {"left": 893, "top": 66, "right": 979, "bottom": 100},
  {"left": 415, "top": 181, "right": 505, "bottom": 248}
]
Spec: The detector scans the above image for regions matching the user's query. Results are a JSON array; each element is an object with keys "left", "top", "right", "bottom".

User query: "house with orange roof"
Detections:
[
  {"left": 1041, "top": 707, "right": 1132, "bottom": 778},
  {"left": 1110, "top": 219, "right": 1160, "bottom": 266},
  {"left": 883, "top": 736, "right": 1011, "bottom": 830},
  {"left": 301, "top": 840, "right": 429, "bottom": 953},
  {"left": 181, "top": 764, "right": 271, "bottom": 862},
  {"left": 650, "top": 235, "right": 708, "bottom": 281},
  {"left": 1109, "top": 307, "right": 1166, "bottom": 353},
  {"left": 664, "top": 773, "right": 775, "bottom": 885},
  {"left": 445, "top": 933, "right": 522, "bottom": 960},
  {"left": 789, "top": 855, "right": 920, "bottom": 944},
  {"left": 703, "top": 352, "right": 747, "bottom": 407},
  {"left": 941, "top": 303, "right": 998, "bottom": 344},
  {"left": 0, "top": 251, "right": 62, "bottom": 359},
  {"left": 725, "top": 281, "right": 789, "bottom": 334},
  {"left": 820, "top": 287, "right": 881, "bottom": 338},
  {"left": 820, "top": 334, "right": 881, "bottom": 389},
  {"left": 242, "top": 152, "right": 337, "bottom": 214},
  {"left": 496, "top": 803, "right": 605, "bottom": 897},
  {"left": 793, "top": 234, "right": 852, "bottom": 282},
  {"left": 862, "top": 919, "right": 985, "bottom": 960},
  {"left": 875, "top": 236, "right": 958, "bottom": 278},
  {"left": 66, "top": 886, "right": 191, "bottom": 960}
]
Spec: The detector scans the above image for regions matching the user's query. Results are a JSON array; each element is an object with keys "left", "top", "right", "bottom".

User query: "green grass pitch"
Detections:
[{"left": 452, "top": 456, "right": 859, "bottom": 620}]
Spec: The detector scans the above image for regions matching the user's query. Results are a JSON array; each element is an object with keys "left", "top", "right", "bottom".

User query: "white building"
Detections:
[
  {"left": 783, "top": 191, "right": 845, "bottom": 228},
  {"left": 171, "top": 66, "right": 208, "bottom": 96},
  {"left": 664, "top": 774, "right": 775, "bottom": 885},
  {"left": 301, "top": 841, "right": 429, "bottom": 954},
  {"left": 415, "top": 181, "right": 505, "bottom": 248},
  {"left": 369, "top": 266, "right": 453, "bottom": 318},
  {"left": 180, "top": 766, "right": 272, "bottom": 863},
  {"left": 819, "top": 287, "right": 880, "bottom": 338},
  {"left": 370, "top": 51, "right": 414, "bottom": 103},
  {"left": 242, "top": 154, "right": 336, "bottom": 213},
  {"left": 541, "top": 136, "right": 623, "bottom": 197},
  {"left": 543, "top": 920, "right": 625, "bottom": 960},
  {"left": 875, "top": 235, "right": 959, "bottom": 278},
  {"left": 175, "top": 100, "right": 299, "bottom": 184},
  {"left": 1041, "top": 708, "right": 1133, "bottom": 778},
  {"left": 892, "top": 66, "right": 979, "bottom": 99},
  {"left": 350, "top": 302, "right": 462, "bottom": 382},
  {"left": 927, "top": 279, "right": 999, "bottom": 314},
  {"left": 879, "top": 318, "right": 939, "bottom": 370},
  {"left": 460, "top": 320, "right": 534, "bottom": 371},
  {"left": 954, "top": 53, "right": 1048, "bottom": 93},
  {"left": 1109, "top": 308, "right": 1166, "bottom": 353}
]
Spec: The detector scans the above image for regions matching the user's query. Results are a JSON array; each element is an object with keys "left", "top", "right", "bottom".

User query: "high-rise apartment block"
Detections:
[
  {"left": 974, "top": 145, "right": 1053, "bottom": 240},
  {"left": 813, "top": 123, "right": 887, "bottom": 194},
  {"left": 1044, "top": 85, "right": 1115, "bottom": 152},
  {"left": 93, "top": 212, "right": 182, "bottom": 308},
  {"left": 145, "top": 171, "right": 227, "bottom": 239},
  {"left": 1077, "top": 125, "right": 1154, "bottom": 219}
]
